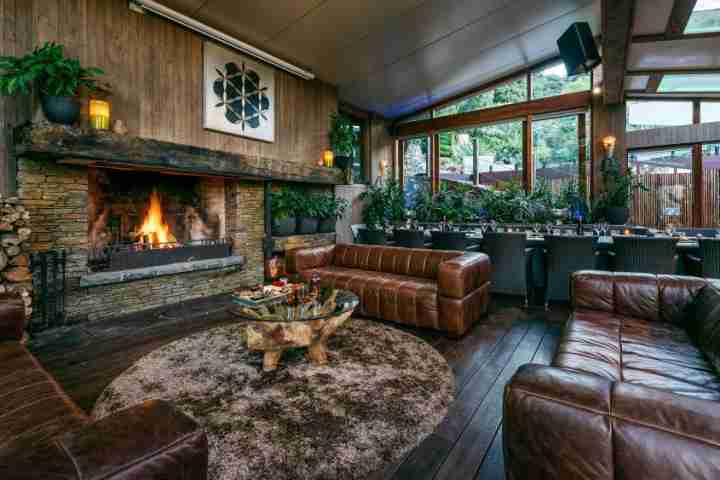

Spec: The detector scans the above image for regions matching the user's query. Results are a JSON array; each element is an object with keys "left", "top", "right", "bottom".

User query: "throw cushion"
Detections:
[{"left": 686, "top": 284, "right": 720, "bottom": 371}]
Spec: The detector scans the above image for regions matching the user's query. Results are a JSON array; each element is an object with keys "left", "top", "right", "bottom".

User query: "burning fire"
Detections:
[{"left": 138, "top": 189, "right": 176, "bottom": 246}]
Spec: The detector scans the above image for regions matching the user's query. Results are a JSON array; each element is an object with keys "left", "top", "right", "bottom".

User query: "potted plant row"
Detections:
[
  {"left": 0, "top": 42, "right": 104, "bottom": 125},
  {"left": 271, "top": 188, "right": 348, "bottom": 236},
  {"left": 358, "top": 179, "right": 406, "bottom": 244}
]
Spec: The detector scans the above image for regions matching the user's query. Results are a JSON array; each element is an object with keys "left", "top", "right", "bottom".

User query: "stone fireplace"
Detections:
[
  {"left": 12, "top": 124, "right": 342, "bottom": 325},
  {"left": 87, "top": 169, "right": 231, "bottom": 272}
]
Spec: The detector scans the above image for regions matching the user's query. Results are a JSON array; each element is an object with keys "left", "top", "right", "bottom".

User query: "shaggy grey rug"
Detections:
[{"left": 92, "top": 319, "right": 454, "bottom": 480}]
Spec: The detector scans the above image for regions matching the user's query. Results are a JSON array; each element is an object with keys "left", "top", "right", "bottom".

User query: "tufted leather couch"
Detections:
[
  {"left": 504, "top": 271, "right": 720, "bottom": 480},
  {"left": 0, "top": 293, "right": 209, "bottom": 479},
  {"left": 286, "top": 244, "right": 491, "bottom": 337}
]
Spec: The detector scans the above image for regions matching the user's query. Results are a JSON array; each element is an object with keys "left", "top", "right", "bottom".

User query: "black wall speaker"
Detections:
[{"left": 557, "top": 22, "right": 601, "bottom": 76}]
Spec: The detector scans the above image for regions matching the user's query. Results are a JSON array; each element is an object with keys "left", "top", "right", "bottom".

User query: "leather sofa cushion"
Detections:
[
  {"left": 332, "top": 244, "right": 461, "bottom": 280},
  {"left": 554, "top": 310, "right": 720, "bottom": 400},
  {"left": 0, "top": 343, "right": 87, "bottom": 450},
  {"left": 299, "top": 266, "right": 441, "bottom": 330},
  {"left": 686, "top": 284, "right": 720, "bottom": 372}
]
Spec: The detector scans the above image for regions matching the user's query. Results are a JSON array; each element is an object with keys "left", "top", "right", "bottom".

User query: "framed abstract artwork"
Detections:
[{"left": 203, "top": 41, "right": 275, "bottom": 142}]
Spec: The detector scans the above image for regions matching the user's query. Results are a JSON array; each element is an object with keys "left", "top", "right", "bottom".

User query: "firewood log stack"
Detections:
[{"left": 0, "top": 195, "right": 33, "bottom": 318}]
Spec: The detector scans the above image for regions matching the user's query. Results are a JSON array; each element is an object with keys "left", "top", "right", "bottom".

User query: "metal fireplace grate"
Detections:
[
  {"left": 30, "top": 250, "right": 66, "bottom": 331},
  {"left": 89, "top": 238, "right": 233, "bottom": 273}
]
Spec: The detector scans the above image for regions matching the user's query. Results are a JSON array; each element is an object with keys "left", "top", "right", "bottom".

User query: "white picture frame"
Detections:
[{"left": 203, "top": 41, "right": 275, "bottom": 143}]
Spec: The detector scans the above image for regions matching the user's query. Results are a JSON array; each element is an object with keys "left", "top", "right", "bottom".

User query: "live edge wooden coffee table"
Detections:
[{"left": 231, "top": 289, "right": 359, "bottom": 371}]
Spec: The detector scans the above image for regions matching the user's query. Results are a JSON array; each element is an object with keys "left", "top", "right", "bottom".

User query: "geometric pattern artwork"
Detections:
[
  {"left": 203, "top": 42, "right": 275, "bottom": 142},
  {"left": 212, "top": 62, "right": 271, "bottom": 130}
]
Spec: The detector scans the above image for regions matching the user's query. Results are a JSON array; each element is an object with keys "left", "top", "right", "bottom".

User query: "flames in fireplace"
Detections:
[{"left": 137, "top": 189, "right": 176, "bottom": 246}]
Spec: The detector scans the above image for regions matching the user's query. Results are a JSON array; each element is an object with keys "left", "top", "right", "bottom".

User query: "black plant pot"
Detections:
[
  {"left": 297, "top": 217, "right": 319, "bottom": 234},
  {"left": 358, "top": 228, "right": 386, "bottom": 245},
  {"left": 334, "top": 155, "right": 352, "bottom": 170},
  {"left": 318, "top": 217, "right": 336, "bottom": 233},
  {"left": 606, "top": 207, "right": 629, "bottom": 225},
  {"left": 41, "top": 96, "right": 81, "bottom": 125},
  {"left": 272, "top": 217, "right": 296, "bottom": 236}
]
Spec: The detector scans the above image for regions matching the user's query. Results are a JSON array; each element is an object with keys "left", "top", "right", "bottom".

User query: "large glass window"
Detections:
[
  {"left": 396, "top": 111, "right": 432, "bottom": 125},
  {"left": 402, "top": 137, "right": 430, "bottom": 207},
  {"left": 348, "top": 118, "right": 366, "bottom": 184},
  {"left": 702, "top": 102, "right": 720, "bottom": 123},
  {"left": 471, "top": 121, "right": 524, "bottom": 187},
  {"left": 628, "top": 148, "right": 694, "bottom": 228},
  {"left": 533, "top": 115, "right": 581, "bottom": 195},
  {"left": 531, "top": 62, "right": 590, "bottom": 100},
  {"left": 685, "top": 0, "right": 720, "bottom": 34},
  {"left": 659, "top": 74, "right": 720, "bottom": 93},
  {"left": 434, "top": 77, "right": 528, "bottom": 118},
  {"left": 626, "top": 101, "right": 694, "bottom": 132}
]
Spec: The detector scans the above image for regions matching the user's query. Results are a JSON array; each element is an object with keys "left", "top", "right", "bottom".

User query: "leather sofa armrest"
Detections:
[
  {"left": 437, "top": 252, "right": 490, "bottom": 299},
  {"left": 505, "top": 365, "right": 720, "bottom": 479},
  {"left": 285, "top": 245, "right": 335, "bottom": 274},
  {"left": 0, "top": 293, "right": 26, "bottom": 341},
  {"left": 0, "top": 400, "right": 208, "bottom": 479},
  {"left": 504, "top": 364, "right": 614, "bottom": 479}
]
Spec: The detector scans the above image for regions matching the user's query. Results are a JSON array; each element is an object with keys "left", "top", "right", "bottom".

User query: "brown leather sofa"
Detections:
[
  {"left": 0, "top": 293, "right": 209, "bottom": 479},
  {"left": 504, "top": 271, "right": 720, "bottom": 480},
  {"left": 286, "top": 244, "right": 491, "bottom": 337}
]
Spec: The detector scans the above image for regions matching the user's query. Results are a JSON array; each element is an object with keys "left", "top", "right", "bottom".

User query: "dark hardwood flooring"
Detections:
[{"left": 29, "top": 294, "right": 568, "bottom": 480}]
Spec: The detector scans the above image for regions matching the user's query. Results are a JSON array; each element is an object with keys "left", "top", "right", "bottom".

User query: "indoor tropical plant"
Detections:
[
  {"left": 316, "top": 193, "right": 349, "bottom": 233},
  {"left": 358, "top": 183, "right": 388, "bottom": 244},
  {"left": 596, "top": 156, "right": 646, "bottom": 224},
  {"left": 328, "top": 113, "right": 356, "bottom": 178},
  {"left": 270, "top": 188, "right": 299, "bottom": 236},
  {"left": 0, "top": 42, "right": 104, "bottom": 125},
  {"left": 296, "top": 192, "right": 322, "bottom": 234}
]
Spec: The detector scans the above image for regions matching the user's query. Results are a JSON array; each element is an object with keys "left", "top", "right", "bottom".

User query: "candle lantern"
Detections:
[{"left": 89, "top": 99, "right": 111, "bottom": 130}]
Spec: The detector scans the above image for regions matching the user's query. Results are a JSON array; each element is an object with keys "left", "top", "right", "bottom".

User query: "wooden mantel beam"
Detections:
[
  {"left": 12, "top": 123, "right": 344, "bottom": 185},
  {"left": 602, "top": 0, "right": 635, "bottom": 105}
]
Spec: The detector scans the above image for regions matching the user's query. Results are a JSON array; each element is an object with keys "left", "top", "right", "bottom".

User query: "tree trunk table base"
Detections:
[{"left": 244, "top": 310, "right": 354, "bottom": 371}]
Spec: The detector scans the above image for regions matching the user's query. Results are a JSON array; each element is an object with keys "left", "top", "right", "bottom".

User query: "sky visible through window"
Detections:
[{"left": 685, "top": 0, "right": 720, "bottom": 34}]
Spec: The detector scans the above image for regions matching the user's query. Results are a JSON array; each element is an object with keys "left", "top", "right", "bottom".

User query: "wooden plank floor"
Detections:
[{"left": 29, "top": 294, "right": 568, "bottom": 480}]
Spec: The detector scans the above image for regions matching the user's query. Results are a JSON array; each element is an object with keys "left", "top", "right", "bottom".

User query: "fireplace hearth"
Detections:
[{"left": 87, "top": 168, "right": 230, "bottom": 272}]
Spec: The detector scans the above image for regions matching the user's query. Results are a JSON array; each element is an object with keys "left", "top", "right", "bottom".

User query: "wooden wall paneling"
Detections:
[
  {"left": 19, "top": 0, "right": 339, "bottom": 172},
  {"left": 626, "top": 121, "right": 720, "bottom": 150},
  {"left": 0, "top": 0, "right": 33, "bottom": 193}
]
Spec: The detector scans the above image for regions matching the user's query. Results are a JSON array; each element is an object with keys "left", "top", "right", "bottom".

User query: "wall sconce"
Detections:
[
  {"left": 322, "top": 149, "right": 334, "bottom": 168},
  {"left": 89, "top": 99, "right": 111, "bottom": 130},
  {"left": 602, "top": 135, "right": 616, "bottom": 157}
]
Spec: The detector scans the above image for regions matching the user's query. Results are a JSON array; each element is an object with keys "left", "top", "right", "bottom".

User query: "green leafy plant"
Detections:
[
  {"left": 0, "top": 42, "right": 104, "bottom": 97},
  {"left": 359, "top": 180, "right": 406, "bottom": 230},
  {"left": 316, "top": 192, "right": 349, "bottom": 219},
  {"left": 595, "top": 156, "right": 647, "bottom": 210},
  {"left": 270, "top": 188, "right": 299, "bottom": 220},
  {"left": 296, "top": 192, "right": 323, "bottom": 218},
  {"left": 328, "top": 113, "right": 355, "bottom": 156}
]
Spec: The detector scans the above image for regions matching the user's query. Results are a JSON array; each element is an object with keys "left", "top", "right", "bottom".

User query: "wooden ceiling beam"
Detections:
[
  {"left": 602, "top": 0, "right": 635, "bottom": 105},
  {"left": 627, "top": 67, "right": 720, "bottom": 75},
  {"left": 632, "top": 31, "right": 720, "bottom": 43},
  {"left": 642, "top": 0, "right": 698, "bottom": 96}
]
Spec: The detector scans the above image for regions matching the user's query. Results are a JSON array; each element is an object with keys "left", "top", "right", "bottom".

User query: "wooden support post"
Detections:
[
  {"left": 397, "top": 140, "right": 405, "bottom": 189},
  {"left": 578, "top": 113, "right": 588, "bottom": 200},
  {"left": 472, "top": 138, "right": 479, "bottom": 186},
  {"left": 693, "top": 101, "right": 704, "bottom": 227},
  {"left": 523, "top": 115, "right": 533, "bottom": 192},
  {"left": 432, "top": 134, "right": 440, "bottom": 194}
]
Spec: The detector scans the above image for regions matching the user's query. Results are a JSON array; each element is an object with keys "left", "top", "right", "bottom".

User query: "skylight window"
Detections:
[
  {"left": 658, "top": 74, "right": 720, "bottom": 93},
  {"left": 685, "top": 0, "right": 720, "bottom": 34}
]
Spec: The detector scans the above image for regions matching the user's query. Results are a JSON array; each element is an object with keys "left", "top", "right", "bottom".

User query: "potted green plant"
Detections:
[
  {"left": 297, "top": 193, "right": 321, "bottom": 234},
  {"left": 0, "top": 42, "right": 104, "bottom": 125},
  {"left": 358, "top": 184, "right": 388, "bottom": 244},
  {"left": 596, "top": 156, "right": 646, "bottom": 225},
  {"left": 271, "top": 188, "right": 298, "bottom": 236},
  {"left": 329, "top": 113, "right": 355, "bottom": 176},
  {"left": 316, "top": 193, "right": 349, "bottom": 233}
]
